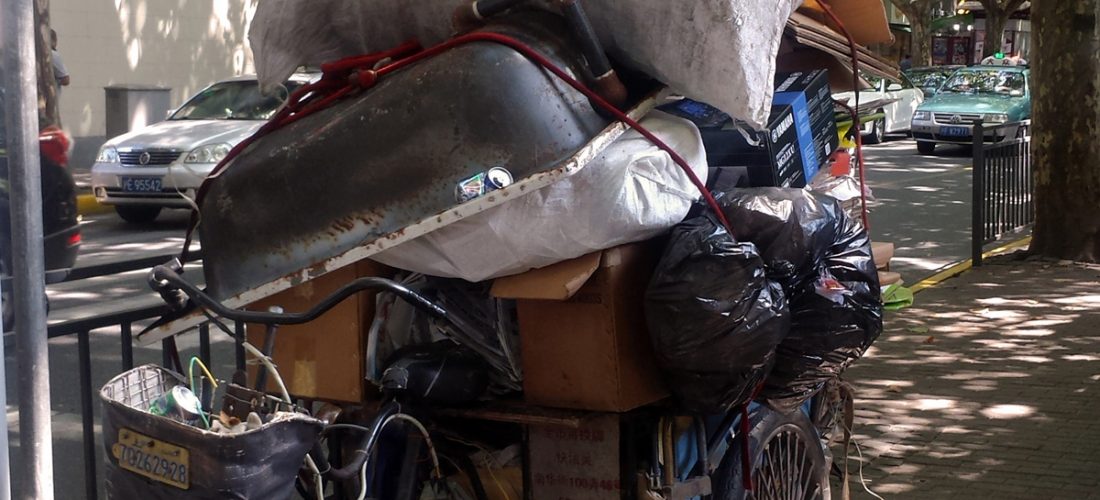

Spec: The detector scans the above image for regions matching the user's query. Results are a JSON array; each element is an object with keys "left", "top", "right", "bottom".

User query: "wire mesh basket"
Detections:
[
  {"left": 101, "top": 363, "right": 179, "bottom": 412},
  {"left": 100, "top": 364, "right": 323, "bottom": 500}
]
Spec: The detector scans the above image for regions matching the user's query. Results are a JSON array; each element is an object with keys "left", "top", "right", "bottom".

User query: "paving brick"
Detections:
[{"left": 842, "top": 260, "right": 1100, "bottom": 498}]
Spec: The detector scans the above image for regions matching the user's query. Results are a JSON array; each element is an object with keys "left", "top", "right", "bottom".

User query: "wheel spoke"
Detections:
[
  {"left": 784, "top": 432, "right": 793, "bottom": 498},
  {"left": 742, "top": 418, "right": 828, "bottom": 500}
]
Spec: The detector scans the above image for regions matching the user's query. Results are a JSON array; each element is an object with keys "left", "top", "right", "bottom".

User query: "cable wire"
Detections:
[
  {"left": 200, "top": 310, "right": 325, "bottom": 500},
  {"left": 187, "top": 356, "right": 218, "bottom": 429},
  {"left": 356, "top": 412, "right": 443, "bottom": 500}
]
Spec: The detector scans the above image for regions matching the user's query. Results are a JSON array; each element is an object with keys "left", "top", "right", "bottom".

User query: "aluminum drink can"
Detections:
[{"left": 149, "top": 385, "right": 203, "bottom": 424}]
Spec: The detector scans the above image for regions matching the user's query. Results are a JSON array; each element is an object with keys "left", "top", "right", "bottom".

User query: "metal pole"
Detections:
[
  {"left": 3, "top": 0, "right": 56, "bottom": 497},
  {"left": 0, "top": 284, "right": 12, "bottom": 500},
  {"left": 120, "top": 323, "right": 134, "bottom": 371},
  {"left": 77, "top": 331, "right": 97, "bottom": 500},
  {"left": 971, "top": 120, "right": 985, "bottom": 267}
]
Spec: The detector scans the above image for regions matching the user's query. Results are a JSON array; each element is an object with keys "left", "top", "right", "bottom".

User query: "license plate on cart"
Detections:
[
  {"left": 940, "top": 126, "right": 971, "bottom": 137},
  {"left": 111, "top": 428, "right": 190, "bottom": 490},
  {"left": 121, "top": 177, "right": 162, "bottom": 192}
]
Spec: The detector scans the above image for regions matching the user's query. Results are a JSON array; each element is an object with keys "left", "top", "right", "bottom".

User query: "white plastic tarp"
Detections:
[
  {"left": 371, "top": 111, "right": 708, "bottom": 282},
  {"left": 249, "top": 0, "right": 801, "bottom": 130}
]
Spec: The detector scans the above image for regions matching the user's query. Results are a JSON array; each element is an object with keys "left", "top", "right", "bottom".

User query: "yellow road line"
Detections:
[
  {"left": 909, "top": 236, "right": 1032, "bottom": 294},
  {"left": 76, "top": 194, "right": 112, "bottom": 216}
]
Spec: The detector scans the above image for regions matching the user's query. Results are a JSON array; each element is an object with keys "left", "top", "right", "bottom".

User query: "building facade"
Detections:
[{"left": 50, "top": 0, "right": 257, "bottom": 169}]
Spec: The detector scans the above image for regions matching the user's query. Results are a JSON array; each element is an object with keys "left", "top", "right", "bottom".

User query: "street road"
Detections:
[
  {"left": 46, "top": 209, "right": 201, "bottom": 325},
  {"left": 861, "top": 137, "right": 974, "bottom": 283},
  {"left": 7, "top": 209, "right": 224, "bottom": 499}
]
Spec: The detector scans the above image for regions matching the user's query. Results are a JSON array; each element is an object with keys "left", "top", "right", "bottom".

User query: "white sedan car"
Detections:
[
  {"left": 92, "top": 73, "right": 315, "bottom": 223},
  {"left": 833, "top": 72, "right": 924, "bottom": 144}
]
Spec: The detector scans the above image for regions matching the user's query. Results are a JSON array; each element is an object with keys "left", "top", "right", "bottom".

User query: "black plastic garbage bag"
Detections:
[
  {"left": 716, "top": 188, "right": 844, "bottom": 294},
  {"left": 762, "top": 214, "right": 884, "bottom": 412},
  {"left": 646, "top": 215, "right": 790, "bottom": 414}
]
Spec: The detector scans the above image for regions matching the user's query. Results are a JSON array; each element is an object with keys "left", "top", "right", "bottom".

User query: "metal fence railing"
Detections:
[
  {"left": 971, "top": 119, "right": 1033, "bottom": 266},
  {"left": 34, "top": 251, "right": 246, "bottom": 500}
]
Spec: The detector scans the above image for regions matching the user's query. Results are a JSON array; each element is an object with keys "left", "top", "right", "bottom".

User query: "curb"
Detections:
[
  {"left": 909, "top": 236, "right": 1032, "bottom": 294},
  {"left": 77, "top": 193, "right": 113, "bottom": 216}
]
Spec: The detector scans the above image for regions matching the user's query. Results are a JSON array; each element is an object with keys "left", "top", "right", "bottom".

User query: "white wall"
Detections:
[{"left": 50, "top": 0, "right": 258, "bottom": 141}]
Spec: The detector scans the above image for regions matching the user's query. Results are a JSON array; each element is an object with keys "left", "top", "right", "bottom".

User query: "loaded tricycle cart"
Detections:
[{"left": 100, "top": 2, "right": 885, "bottom": 499}]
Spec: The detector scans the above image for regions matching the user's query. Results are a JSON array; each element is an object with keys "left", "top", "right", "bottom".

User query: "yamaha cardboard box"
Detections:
[
  {"left": 658, "top": 68, "right": 838, "bottom": 188},
  {"left": 695, "top": 104, "right": 809, "bottom": 187},
  {"left": 774, "top": 70, "right": 834, "bottom": 127}
]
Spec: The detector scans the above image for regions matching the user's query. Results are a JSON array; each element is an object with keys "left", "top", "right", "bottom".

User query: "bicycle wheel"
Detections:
[{"left": 712, "top": 406, "right": 830, "bottom": 500}]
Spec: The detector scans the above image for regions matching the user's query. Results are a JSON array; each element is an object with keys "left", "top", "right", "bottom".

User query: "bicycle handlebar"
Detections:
[{"left": 148, "top": 262, "right": 449, "bottom": 326}]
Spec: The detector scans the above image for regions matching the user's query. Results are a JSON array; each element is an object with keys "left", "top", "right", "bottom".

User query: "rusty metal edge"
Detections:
[{"left": 136, "top": 93, "right": 660, "bottom": 345}]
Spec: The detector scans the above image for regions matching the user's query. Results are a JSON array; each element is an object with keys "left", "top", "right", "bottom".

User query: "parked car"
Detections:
[
  {"left": 904, "top": 65, "right": 964, "bottom": 97},
  {"left": 833, "top": 72, "right": 924, "bottom": 144},
  {"left": 91, "top": 73, "right": 316, "bottom": 223},
  {"left": 0, "top": 93, "right": 81, "bottom": 331},
  {"left": 910, "top": 64, "right": 1030, "bottom": 155}
]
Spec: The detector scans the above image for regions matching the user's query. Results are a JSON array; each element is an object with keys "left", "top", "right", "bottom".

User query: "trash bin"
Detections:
[
  {"left": 104, "top": 85, "right": 171, "bottom": 139},
  {"left": 100, "top": 364, "right": 323, "bottom": 500}
]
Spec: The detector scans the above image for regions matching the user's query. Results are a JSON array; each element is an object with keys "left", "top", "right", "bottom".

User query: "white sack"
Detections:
[
  {"left": 248, "top": 0, "right": 800, "bottom": 130},
  {"left": 372, "top": 111, "right": 707, "bottom": 282}
]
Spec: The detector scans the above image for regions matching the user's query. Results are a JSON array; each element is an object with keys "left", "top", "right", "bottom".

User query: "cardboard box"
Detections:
[
  {"left": 799, "top": 0, "right": 895, "bottom": 46},
  {"left": 878, "top": 271, "right": 902, "bottom": 286},
  {"left": 697, "top": 104, "right": 810, "bottom": 187},
  {"left": 246, "top": 259, "right": 390, "bottom": 403},
  {"left": 871, "top": 242, "right": 895, "bottom": 270},
  {"left": 775, "top": 70, "right": 834, "bottom": 126},
  {"left": 491, "top": 243, "right": 669, "bottom": 412},
  {"left": 660, "top": 70, "right": 838, "bottom": 189}
]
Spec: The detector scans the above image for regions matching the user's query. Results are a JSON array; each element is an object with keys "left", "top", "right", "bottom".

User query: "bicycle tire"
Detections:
[{"left": 711, "top": 406, "right": 831, "bottom": 500}]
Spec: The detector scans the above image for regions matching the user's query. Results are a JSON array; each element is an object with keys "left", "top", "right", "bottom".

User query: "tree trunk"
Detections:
[
  {"left": 33, "top": 0, "right": 59, "bottom": 129},
  {"left": 1028, "top": 0, "right": 1100, "bottom": 261},
  {"left": 982, "top": 7, "right": 1008, "bottom": 58},
  {"left": 891, "top": 0, "right": 935, "bottom": 66},
  {"left": 910, "top": 15, "right": 932, "bottom": 66}
]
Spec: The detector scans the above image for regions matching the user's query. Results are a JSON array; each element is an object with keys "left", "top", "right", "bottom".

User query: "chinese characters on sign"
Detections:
[{"left": 529, "top": 415, "right": 622, "bottom": 500}]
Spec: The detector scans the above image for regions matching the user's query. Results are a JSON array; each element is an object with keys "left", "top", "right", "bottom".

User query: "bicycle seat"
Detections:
[{"left": 381, "top": 342, "right": 489, "bottom": 405}]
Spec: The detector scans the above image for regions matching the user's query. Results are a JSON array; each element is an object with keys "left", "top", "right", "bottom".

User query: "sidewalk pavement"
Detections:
[{"left": 841, "top": 254, "right": 1100, "bottom": 499}]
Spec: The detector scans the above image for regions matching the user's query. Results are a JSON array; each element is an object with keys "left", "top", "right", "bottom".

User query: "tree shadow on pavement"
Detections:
[{"left": 838, "top": 256, "right": 1100, "bottom": 499}]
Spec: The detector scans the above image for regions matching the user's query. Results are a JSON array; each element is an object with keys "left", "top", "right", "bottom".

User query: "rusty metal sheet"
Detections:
[{"left": 139, "top": 15, "right": 658, "bottom": 344}]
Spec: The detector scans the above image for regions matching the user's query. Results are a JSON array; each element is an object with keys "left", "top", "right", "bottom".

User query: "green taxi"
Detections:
[{"left": 910, "top": 64, "right": 1030, "bottom": 154}]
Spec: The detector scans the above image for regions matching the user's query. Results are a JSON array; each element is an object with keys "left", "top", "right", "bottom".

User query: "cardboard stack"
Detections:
[{"left": 872, "top": 241, "right": 901, "bottom": 285}]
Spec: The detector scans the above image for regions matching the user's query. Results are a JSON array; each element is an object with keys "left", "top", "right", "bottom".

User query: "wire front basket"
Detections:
[{"left": 101, "top": 364, "right": 180, "bottom": 412}]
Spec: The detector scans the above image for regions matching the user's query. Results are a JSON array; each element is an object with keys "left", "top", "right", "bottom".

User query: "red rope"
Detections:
[
  {"left": 180, "top": 31, "right": 734, "bottom": 262},
  {"left": 818, "top": 1, "right": 870, "bottom": 231},
  {"left": 739, "top": 403, "right": 754, "bottom": 491}
]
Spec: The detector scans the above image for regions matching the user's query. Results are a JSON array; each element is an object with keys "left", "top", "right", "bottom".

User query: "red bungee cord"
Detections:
[
  {"left": 817, "top": 1, "right": 871, "bottom": 231},
  {"left": 179, "top": 31, "right": 733, "bottom": 262}
]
